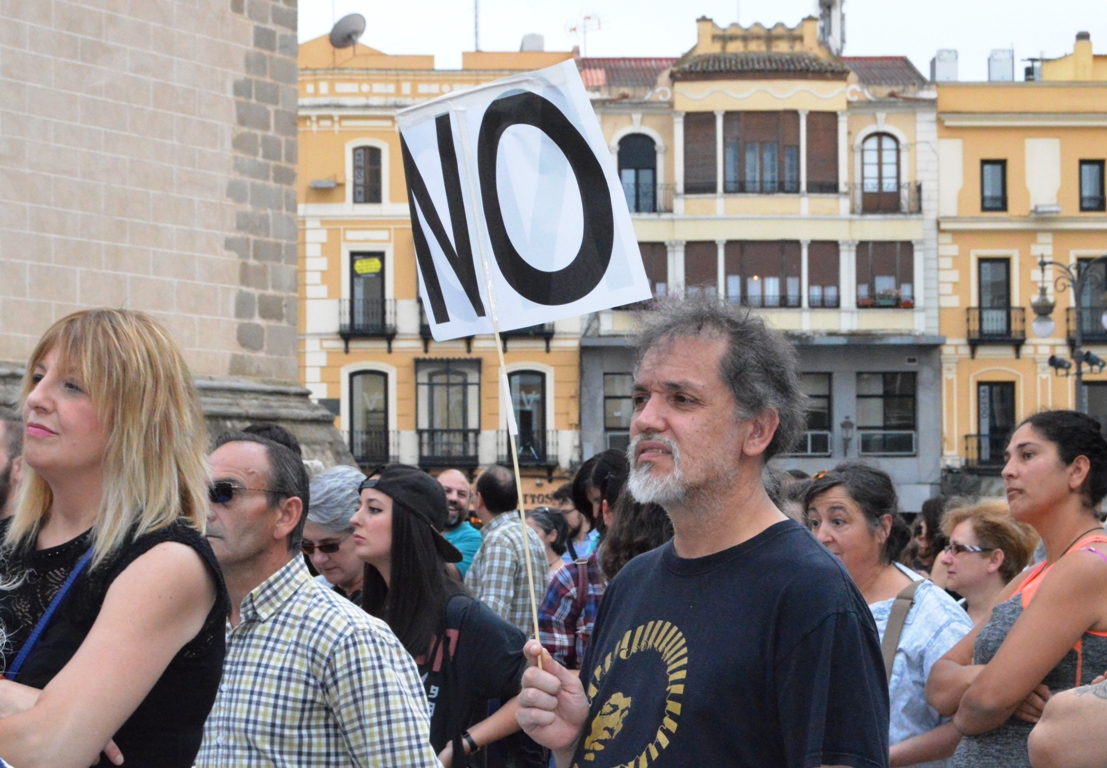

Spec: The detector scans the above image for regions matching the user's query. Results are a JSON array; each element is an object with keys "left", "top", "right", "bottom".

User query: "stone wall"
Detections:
[{"left": 0, "top": 0, "right": 299, "bottom": 381}]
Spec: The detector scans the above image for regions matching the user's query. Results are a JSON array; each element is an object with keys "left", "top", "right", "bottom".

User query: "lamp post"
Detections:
[
  {"left": 1029, "top": 255, "right": 1107, "bottom": 414},
  {"left": 840, "top": 415, "right": 855, "bottom": 456}
]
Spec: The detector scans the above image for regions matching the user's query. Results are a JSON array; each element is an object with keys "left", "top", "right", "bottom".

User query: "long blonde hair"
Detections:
[{"left": 5, "top": 310, "right": 209, "bottom": 567}]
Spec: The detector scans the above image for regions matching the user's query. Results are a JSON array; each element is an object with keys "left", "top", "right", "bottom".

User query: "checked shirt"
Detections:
[
  {"left": 538, "top": 553, "right": 606, "bottom": 670},
  {"left": 196, "top": 556, "right": 438, "bottom": 767},
  {"left": 464, "top": 511, "right": 547, "bottom": 633}
]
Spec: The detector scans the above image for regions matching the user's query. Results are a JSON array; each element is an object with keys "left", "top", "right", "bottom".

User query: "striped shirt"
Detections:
[
  {"left": 196, "top": 556, "right": 438, "bottom": 767},
  {"left": 464, "top": 511, "right": 547, "bottom": 634}
]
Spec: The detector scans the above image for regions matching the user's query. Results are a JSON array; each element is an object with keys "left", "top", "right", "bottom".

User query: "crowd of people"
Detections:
[{"left": 0, "top": 303, "right": 1106, "bottom": 767}]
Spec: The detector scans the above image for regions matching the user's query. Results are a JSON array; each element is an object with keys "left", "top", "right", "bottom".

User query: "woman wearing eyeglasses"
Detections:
[
  {"left": 805, "top": 462, "right": 973, "bottom": 767},
  {"left": 304, "top": 465, "right": 367, "bottom": 602},
  {"left": 925, "top": 411, "right": 1107, "bottom": 768},
  {"left": 937, "top": 500, "right": 1038, "bottom": 626},
  {"left": 0, "top": 309, "right": 226, "bottom": 768},
  {"left": 351, "top": 464, "right": 539, "bottom": 768}
]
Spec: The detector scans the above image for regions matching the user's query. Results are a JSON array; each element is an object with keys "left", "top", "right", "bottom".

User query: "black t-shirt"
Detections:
[
  {"left": 573, "top": 519, "right": 889, "bottom": 768},
  {"left": 0, "top": 519, "right": 228, "bottom": 768},
  {"left": 419, "top": 594, "right": 529, "bottom": 754}
]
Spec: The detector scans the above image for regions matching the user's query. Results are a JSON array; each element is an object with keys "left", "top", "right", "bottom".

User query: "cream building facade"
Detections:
[{"left": 937, "top": 32, "right": 1107, "bottom": 492}]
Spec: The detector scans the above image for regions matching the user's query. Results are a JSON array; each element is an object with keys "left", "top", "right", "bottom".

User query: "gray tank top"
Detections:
[{"left": 952, "top": 559, "right": 1107, "bottom": 767}]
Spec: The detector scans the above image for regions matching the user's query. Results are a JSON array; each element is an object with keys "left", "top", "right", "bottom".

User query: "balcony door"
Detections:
[
  {"left": 350, "top": 371, "right": 388, "bottom": 465},
  {"left": 509, "top": 371, "right": 546, "bottom": 463},
  {"left": 978, "top": 259, "right": 1010, "bottom": 336},
  {"left": 351, "top": 252, "right": 385, "bottom": 330},
  {"left": 618, "top": 134, "right": 656, "bottom": 213},
  {"left": 977, "top": 382, "right": 1015, "bottom": 464},
  {"left": 417, "top": 359, "right": 481, "bottom": 465},
  {"left": 861, "top": 133, "right": 899, "bottom": 213}
]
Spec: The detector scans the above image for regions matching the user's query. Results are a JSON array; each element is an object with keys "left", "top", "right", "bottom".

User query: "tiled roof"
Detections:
[
  {"left": 671, "top": 52, "right": 850, "bottom": 80},
  {"left": 841, "top": 56, "right": 928, "bottom": 87},
  {"left": 577, "top": 57, "right": 677, "bottom": 89}
]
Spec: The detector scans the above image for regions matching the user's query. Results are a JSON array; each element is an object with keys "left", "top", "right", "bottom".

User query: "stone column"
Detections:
[
  {"left": 840, "top": 240, "right": 858, "bottom": 332},
  {"left": 716, "top": 239, "right": 727, "bottom": 301},
  {"left": 673, "top": 112, "right": 685, "bottom": 215},
  {"left": 715, "top": 110, "right": 725, "bottom": 214},
  {"left": 666, "top": 240, "right": 686, "bottom": 297},
  {"left": 800, "top": 240, "right": 811, "bottom": 310},
  {"left": 798, "top": 109, "right": 809, "bottom": 194}
]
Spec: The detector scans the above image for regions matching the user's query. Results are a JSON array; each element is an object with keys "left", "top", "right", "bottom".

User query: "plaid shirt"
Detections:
[
  {"left": 196, "top": 557, "right": 438, "bottom": 767},
  {"left": 464, "top": 512, "right": 548, "bottom": 634},
  {"left": 538, "top": 554, "right": 606, "bottom": 670}
]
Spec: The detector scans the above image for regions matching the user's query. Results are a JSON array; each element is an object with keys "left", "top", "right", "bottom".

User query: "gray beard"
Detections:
[{"left": 626, "top": 436, "right": 686, "bottom": 508}]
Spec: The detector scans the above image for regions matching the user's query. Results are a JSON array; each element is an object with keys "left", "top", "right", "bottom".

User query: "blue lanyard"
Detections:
[{"left": 5, "top": 547, "right": 93, "bottom": 682}]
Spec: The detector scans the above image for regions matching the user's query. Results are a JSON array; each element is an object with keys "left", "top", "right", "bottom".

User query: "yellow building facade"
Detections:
[
  {"left": 296, "top": 37, "right": 580, "bottom": 499},
  {"left": 937, "top": 32, "right": 1107, "bottom": 489}
]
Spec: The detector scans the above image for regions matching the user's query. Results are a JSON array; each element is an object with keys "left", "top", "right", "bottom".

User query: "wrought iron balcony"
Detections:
[
  {"left": 500, "top": 323, "right": 555, "bottom": 352},
  {"left": 348, "top": 429, "right": 398, "bottom": 468},
  {"left": 966, "top": 307, "right": 1026, "bottom": 358},
  {"left": 849, "top": 182, "right": 922, "bottom": 215},
  {"left": 1066, "top": 307, "right": 1107, "bottom": 345},
  {"left": 964, "top": 433, "right": 1010, "bottom": 474},
  {"left": 418, "top": 428, "right": 480, "bottom": 469},
  {"left": 338, "top": 298, "right": 396, "bottom": 352},
  {"left": 624, "top": 182, "right": 675, "bottom": 214},
  {"left": 496, "top": 430, "right": 559, "bottom": 477}
]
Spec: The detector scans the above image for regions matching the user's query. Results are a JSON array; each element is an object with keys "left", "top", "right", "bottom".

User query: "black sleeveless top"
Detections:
[{"left": 0, "top": 519, "right": 228, "bottom": 767}]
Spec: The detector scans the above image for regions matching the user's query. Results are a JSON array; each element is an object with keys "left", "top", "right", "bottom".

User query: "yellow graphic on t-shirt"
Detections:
[{"left": 577, "top": 621, "right": 687, "bottom": 767}]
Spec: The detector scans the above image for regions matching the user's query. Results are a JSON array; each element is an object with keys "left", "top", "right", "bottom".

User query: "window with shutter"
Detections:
[
  {"left": 806, "top": 112, "right": 839, "bottom": 194},
  {"left": 683, "top": 112, "right": 717, "bottom": 194}
]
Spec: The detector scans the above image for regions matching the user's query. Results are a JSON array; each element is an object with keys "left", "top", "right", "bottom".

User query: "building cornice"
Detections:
[
  {"left": 939, "top": 216, "right": 1107, "bottom": 231},
  {"left": 940, "top": 112, "right": 1107, "bottom": 128}
]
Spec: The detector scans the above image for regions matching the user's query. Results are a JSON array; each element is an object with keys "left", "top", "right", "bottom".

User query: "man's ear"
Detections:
[
  {"left": 742, "top": 409, "right": 780, "bottom": 459},
  {"left": 274, "top": 495, "right": 303, "bottom": 543}
]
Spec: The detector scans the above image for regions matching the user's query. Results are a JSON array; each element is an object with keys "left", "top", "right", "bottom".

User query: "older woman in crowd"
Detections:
[
  {"left": 939, "top": 499, "right": 1039, "bottom": 626},
  {"left": 926, "top": 411, "right": 1107, "bottom": 768},
  {"left": 806, "top": 461, "right": 973, "bottom": 767},
  {"left": 304, "top": 465, "right": 367, "bottom": 602}
]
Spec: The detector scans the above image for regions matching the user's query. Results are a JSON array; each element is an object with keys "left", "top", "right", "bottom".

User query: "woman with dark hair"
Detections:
[
  {"left": 352, "top": 464, "right": 531, "bottom": 767},
  {"left": 904, "top": 497, "right": 952, "bottom": 582},
  {"left": 539, "top": 450, "right": 652, "bottom": 670},
  {"left": 806, "top": 461, "right": 972, "bottom": 767},
  {"left": 562, "top": 455, "right": 600, "bottom": 563},
  {"left": 926, "top": 410, "right": 1107, "bottom": 767},
  {"left": 526, "top": 507, "right": 570, "bottom": 581}
]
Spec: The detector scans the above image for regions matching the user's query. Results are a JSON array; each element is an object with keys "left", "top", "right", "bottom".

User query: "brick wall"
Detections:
[{"left": 0, "top": 0, "right": 300, "bottom": 381}]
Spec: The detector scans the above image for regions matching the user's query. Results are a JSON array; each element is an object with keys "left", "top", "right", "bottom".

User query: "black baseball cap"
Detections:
[{"left": 359, "top": 464, "right": 464, "bottom": 564}]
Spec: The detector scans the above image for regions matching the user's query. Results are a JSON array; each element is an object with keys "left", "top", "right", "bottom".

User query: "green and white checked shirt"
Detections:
[
  {"left": 196, "top": 556, "right": 438, "bottom": 767},
  {"left": 464, "top": 511, "right": 548, "bottom": 634}
]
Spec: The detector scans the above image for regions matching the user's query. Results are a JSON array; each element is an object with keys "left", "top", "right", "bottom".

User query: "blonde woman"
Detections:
[{"left": 0, "top": 310, "right": 226, "bottom": 768}]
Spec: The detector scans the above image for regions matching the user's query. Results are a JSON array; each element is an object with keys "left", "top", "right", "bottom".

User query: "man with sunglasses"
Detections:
[{"left": 197, "top": 432, "right": 438, "bottom": 767}]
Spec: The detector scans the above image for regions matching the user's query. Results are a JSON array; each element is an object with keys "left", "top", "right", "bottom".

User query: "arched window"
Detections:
[
  {"left": 349, "top": 371, "right": 389, "bottom": 465},
  {"left": 509, "top": 371, "right": 547, "bottom": 464},
  {"left": 352, "top": 146, "right": 382, "bottom": 203},
  {"left": 618, "top": 134, "right": 656, "bottom": 213},
  {"left": 861, "top": 133, "right": 899, "bottom": 212}
]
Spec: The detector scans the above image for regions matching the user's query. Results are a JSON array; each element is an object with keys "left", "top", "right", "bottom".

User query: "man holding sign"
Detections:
[{"left": 516, "top": 297, "right": 890, "bottom": 768}]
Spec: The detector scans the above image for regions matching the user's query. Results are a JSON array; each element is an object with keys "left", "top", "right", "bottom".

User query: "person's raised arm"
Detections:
[
  {"left": 0, "top": 542, "right": 215, "bottom": 768},
  {"left": 516, "top": 640, "right": 590, "bottom": 768},
  {"left": 955, "top": 552, "right": 1107, "bottom": 735}
]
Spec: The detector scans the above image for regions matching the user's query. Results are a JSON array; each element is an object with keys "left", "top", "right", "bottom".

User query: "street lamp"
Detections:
[
  {"left": 1030, "top": 255, "right": 1107, "bottom": 413},
  {"left": 840, "top": 415, "right": 855, "bottom": 456}
]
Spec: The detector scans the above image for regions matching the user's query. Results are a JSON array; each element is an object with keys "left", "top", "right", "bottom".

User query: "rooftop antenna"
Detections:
[
  {"left": 567, "top": 13, "right": 601, "bottom": 57},
  {"left": 329, "top": 13, "right": 366, "bottom": 54},
  {"left": 475, "top": 0, "right": 480, "bottom": 51}
]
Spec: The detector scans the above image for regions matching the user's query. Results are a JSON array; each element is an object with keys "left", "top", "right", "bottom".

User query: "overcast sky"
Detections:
[{"left": 298, "top": 0, "right": 1103, "bottom": 82}]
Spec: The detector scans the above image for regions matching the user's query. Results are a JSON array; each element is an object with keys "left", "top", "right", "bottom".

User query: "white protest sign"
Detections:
[{"left": 397, "top": 59, "right": 651, "bottom": 341}]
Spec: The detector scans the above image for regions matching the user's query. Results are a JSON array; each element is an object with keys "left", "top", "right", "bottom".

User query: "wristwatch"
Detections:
[{"left": 462, "top": 731, "right": 480, "bottom": 755}]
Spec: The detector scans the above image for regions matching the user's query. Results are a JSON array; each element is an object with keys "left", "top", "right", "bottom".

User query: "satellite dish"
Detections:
[{"left": 329, "top": 13, "right": 366, "bottom": 50}]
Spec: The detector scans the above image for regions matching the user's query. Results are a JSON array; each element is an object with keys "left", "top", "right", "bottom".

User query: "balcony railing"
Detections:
[
  {"left": 418, "top": 428, "right": 480, "bottom": 468},
  {"left": 349, "top": 429, "right": 398, "bottom": 467},
  {"left": 784, "top": 430, "right": 832, "bottom": 457},
  {"left": 964, "top": 433, "right": 1010, "bottom": 474},
  {"left": 497, "top": 430, "right": 559, "bottom": 476},
  {"left": 967, "top": 307, "right": 1026, "bottom": 358},
  {"left": 806, "top": 180, "right": 841, "bottom": 194},
  {"left": 418, "top": 300, "right": 473, "bottom": 353},
  {"left": 727, "top": 294, "right": 803, "bottom": 309},
  {"left": 624, "top": 183, "right": 675, "bottom": 214},
  {"left": 339, "top": 298, "right": 397, "bottom": 352},
  {"left": 1067, "top": 307, "right": 1107, "bottom": 345},
  {"left": 850, "top": 182, "right": 922, "bottom": 215},
  {"left": 723, "top": 178, "right": 803, "bottom": 194},
  {"left": 501, "top": 323, "right": 555, "bottom": 352},
  {"left": 858, "top": 430, "right": 916, "bottom": 456}
]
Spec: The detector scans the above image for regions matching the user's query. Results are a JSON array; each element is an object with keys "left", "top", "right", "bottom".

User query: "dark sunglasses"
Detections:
[
  {"left": 208, "top": 480, "right": 281, "bottom": 505},
  {"left": 944, "top": 542, "right": 995, "bottom": 556},
  {"left": 302, "top": 531, "right": 352, "bottom": 556}
]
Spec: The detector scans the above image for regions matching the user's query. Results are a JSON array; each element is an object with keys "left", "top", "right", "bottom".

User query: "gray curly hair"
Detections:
[
  {"left": 633, "top": 294, "right": 807, "bottom": 461},
  {"left": 307, "top": 465, "right": 367, "bottom": 535}
]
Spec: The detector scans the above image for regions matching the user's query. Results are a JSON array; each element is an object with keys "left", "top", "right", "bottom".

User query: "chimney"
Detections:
[
  {"left": 520, "top": 33, "right": 544, "bottom": 52},
  {"left": 930, "top": 49, "right": 958, "bottom": 82},
  {"left": 988, "top": 50, "right": 1014, "bottom": 81},
  {"left": 1074, "top": 31, "right": 1093, "bottom": 80}
]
